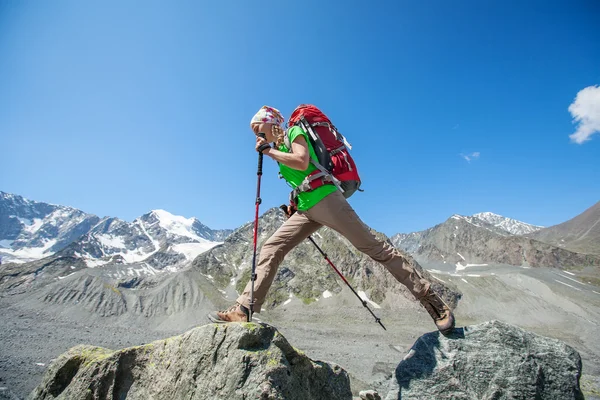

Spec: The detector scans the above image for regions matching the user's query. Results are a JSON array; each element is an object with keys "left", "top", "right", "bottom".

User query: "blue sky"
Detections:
[{"left": 1, "top": 1, "right": 599, "bottom": 236}]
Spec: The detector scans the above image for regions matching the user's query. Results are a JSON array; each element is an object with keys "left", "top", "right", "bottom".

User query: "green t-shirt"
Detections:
[{"left": 278, "top": 126, "right": 337, "bottom": 211}]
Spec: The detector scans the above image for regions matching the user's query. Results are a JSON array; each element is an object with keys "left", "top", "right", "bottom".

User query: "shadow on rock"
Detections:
[{"left": 387, "top": 321, "right": 584, "bottom": 400}]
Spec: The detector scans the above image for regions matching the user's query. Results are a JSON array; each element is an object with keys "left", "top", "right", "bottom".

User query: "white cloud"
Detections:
[
  {"left": 460, "top": 152, "right": 480, "bottom": 162},
  {"left": 568, "top": 85, "right": 600, "bottom": 144}
]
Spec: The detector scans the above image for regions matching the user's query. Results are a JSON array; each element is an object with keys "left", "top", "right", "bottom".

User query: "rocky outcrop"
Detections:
[
  {"left": 27, "top": 323, "right": 352, "bottom": 400},
  {"left": 385, "top": 320, "right": 584, "bottom": 400}
]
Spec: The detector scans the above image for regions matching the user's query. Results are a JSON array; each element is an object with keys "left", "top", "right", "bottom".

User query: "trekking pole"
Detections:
[
  {"left": 249, "top": 133, "right": 270, "bottom": 322},
  {"left": 279, "top": 205, "right": 386, "bottom": 330}
]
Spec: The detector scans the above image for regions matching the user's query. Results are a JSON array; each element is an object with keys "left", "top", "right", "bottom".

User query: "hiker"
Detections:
[{"left": 211, "top": 105, "right": 455, "bottom": 335}]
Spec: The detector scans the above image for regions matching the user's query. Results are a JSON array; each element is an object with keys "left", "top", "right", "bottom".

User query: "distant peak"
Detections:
[
  {"left": 473, "top": 212, "right": 502, "bottom": 218},
  {"left": 150, "top": 209, "right": 197, "bottom": 223},
  {"left": 151, "top": 209, "right": 171, "bottom": 218}
]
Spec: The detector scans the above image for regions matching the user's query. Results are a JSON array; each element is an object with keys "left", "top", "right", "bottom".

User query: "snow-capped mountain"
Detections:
[
  {"left": 64, "top": 210, "right": 227, "bottom": 271},
  {"left": 0, "top": 192, "right": 232, "bottom": 271},
  {"left": 391, "top": 212, "right": 599, "bottom": 269},
  {"left": 0, "top": 192, "right": 100, "bottom": 263},
  {"left": 472, "top": 212, "right": 543, "bottom": 235}
]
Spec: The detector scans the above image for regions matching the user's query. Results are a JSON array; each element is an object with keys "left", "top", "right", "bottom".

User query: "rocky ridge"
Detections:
[
  {"left": 391, "top": 212, "right": 600, "bottom": 268},
  {"left": 528, "top": 201, "right": 600, "bottom": 255},
  {"left": 472, "top": 211, "right": 543, "bottom": 235},
  {"left": 0, "top": 192, "right": 100, "bottom": 264}
]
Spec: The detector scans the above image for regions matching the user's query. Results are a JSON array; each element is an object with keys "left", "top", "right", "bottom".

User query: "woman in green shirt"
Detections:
[{"left": 210, "top": 106, "right": 455, "bottom": 335}]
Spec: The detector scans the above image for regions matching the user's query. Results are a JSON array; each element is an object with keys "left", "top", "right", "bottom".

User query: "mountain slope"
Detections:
[
  {"left": 191, "top": 207, "right": 461, "bottom": 312},
  {"left": 392, "top": 213, "right": 600, "bottom": 269},
  {"left": 62, "top": 210, "right": 224, "bottom": 270},
  {"left": 0, "top": 193, "right": 232, "bottom": 295},
  {"left": 527, "top": 201, "right": 600, "bottom": 255},
  {"left": 0, "top": 192, "right": 100, "bottom": 263},
  {"left": 0, "top": 191, "right": 231, "bottom": 268}
]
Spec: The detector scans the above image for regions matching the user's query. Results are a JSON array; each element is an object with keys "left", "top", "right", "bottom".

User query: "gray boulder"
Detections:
[
  {"left": 28, "top": 322, "right": 352, "bottom": 400},
  {"left": 386, "top": 320, "right": 584, "bottom": 400}
]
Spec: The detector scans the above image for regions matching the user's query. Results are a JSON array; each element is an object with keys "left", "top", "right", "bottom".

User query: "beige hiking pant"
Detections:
[{"left": 237, "top": 190, "right": 430, "bottom": 312}]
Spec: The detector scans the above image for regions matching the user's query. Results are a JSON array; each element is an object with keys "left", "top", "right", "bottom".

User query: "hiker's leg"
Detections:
[
  {"left": 237, "top": 212, "right": 321, "bottom": 312},
  {"left": 306, "top": 191, "right": 430, "bottom": 299}
]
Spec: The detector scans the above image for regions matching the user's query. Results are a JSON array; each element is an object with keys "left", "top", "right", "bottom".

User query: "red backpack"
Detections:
[{"left": 284, "top": 104, "right": 362, "bottom": 204}]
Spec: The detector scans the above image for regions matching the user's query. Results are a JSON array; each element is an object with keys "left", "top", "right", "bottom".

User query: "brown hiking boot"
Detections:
[
  {"left": 208, "top": 303, "right": 249, "bottom": 323},
  {"left": 419, "top": 289, "right": 455, "bottom": 335}
]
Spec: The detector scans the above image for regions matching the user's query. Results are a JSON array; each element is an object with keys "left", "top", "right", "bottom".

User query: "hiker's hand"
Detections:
[
  {"left": 256, "top": 136, "right": 271, "bottom": 154},
  {"left": 279, "top": 204, "right": 297, "bottom": 218}
]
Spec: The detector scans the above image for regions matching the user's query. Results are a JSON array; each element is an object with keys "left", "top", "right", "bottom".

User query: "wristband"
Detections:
[{"left": 258, "top": 143, "right": 271, "bottom": 153}]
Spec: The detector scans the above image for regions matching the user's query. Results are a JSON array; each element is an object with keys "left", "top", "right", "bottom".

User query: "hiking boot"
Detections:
[
  {"left": 207, "top": 303, "right": 250, "bottom": 323},
  {"left": 419, "top": 289, "right": 455, "bottom": 335}
]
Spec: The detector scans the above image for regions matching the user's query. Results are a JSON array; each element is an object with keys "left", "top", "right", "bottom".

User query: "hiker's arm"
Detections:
[{"left": 257, "top": 136, "right": 310, "bottom": 171}]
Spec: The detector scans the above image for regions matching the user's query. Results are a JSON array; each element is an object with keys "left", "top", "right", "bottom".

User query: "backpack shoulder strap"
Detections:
[{"left": 283, "top": 129, "right": 291, "bottom": 151}]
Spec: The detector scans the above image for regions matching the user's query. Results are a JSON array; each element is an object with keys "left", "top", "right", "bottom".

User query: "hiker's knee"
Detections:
[{"left": 358, "top": 240, "right": 394, "bottom": 262}]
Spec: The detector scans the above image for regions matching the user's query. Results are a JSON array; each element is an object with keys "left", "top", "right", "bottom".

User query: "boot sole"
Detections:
[{"left": 206, "top": 312, "right": 228, "bottom": 324}]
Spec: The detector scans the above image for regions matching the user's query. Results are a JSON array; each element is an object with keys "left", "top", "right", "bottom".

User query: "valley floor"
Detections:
[{"left": 1, "top": 265, "right": 600, "bottom": 399}]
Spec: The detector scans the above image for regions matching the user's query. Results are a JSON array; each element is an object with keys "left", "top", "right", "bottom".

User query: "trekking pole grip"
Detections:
[{"left": 257, "top": 133, "right": 266, "bottom": 176}]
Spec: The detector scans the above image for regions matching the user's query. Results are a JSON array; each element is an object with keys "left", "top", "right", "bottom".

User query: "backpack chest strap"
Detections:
[{"left": 288, "top": 169, "right": 341, "bottom": 205}]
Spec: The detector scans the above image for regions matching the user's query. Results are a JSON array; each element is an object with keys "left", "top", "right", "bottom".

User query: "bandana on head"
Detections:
[{"left": 250, "top": 105, "right": 284, "bottom": 127}]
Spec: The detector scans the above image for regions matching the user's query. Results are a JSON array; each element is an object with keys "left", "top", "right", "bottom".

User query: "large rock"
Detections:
[
  {"left": 386, "top": 320, "right": 584, "bottom": 400},
  {"left": 27, "top": 322, "right": 352, "bottom": 400}
]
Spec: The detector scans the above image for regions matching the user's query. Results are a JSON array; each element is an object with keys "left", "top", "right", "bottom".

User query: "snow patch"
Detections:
[
  {"left": 58, "top": 272, "right": 76, "bottom": 280},
  {"left": 96, "top": 234, "right": 126, "bottom": 249},
  {"left": 85, "top": 259, "right": 108, "bottom": 268},
  {"left": 152, "top": 209, "right": 209, "bottom": 242},
  {"left": 118, "top": 249, "right": 152, "bottom": 264},
  {"left": 456, "top": 252, "right": 465, "bottom": 261},
  {"left": 0, "top": 240, "right": 13, "bottom": 248},
  {"left": 323, "top": 290, "right": 333, "bottom": 298},
  {"left": 563, "top": 271, "right": 575, "bottom": 276},
  {"left": 16, "top": 216, "right": 32, "bottom": 226},
  {"left": 2, "top": 239, "right": 57, "bottom": 262},
  {"left": 461, "top": 278, "right": 469, "bottom": 284},
  {"left": 456, "top": 263, "right": 488, "bottom": 272},
  {"left": 283, "top": 299, "right": 292, "bottom": 305},
  {"left": 554, "top": 280, "right": 581, "bottom": 291},
  {"left": 357, "top": 291, "right": 381, "bottom": 309},
  {"left": 558, "top": 273, "right": 584, "bottom": 286},
  {"left": 19, "top": 217, "right": 44, "bottom": 233},
  {"left": 172, "top": 242, "right": 221, "bottom": 261}
]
